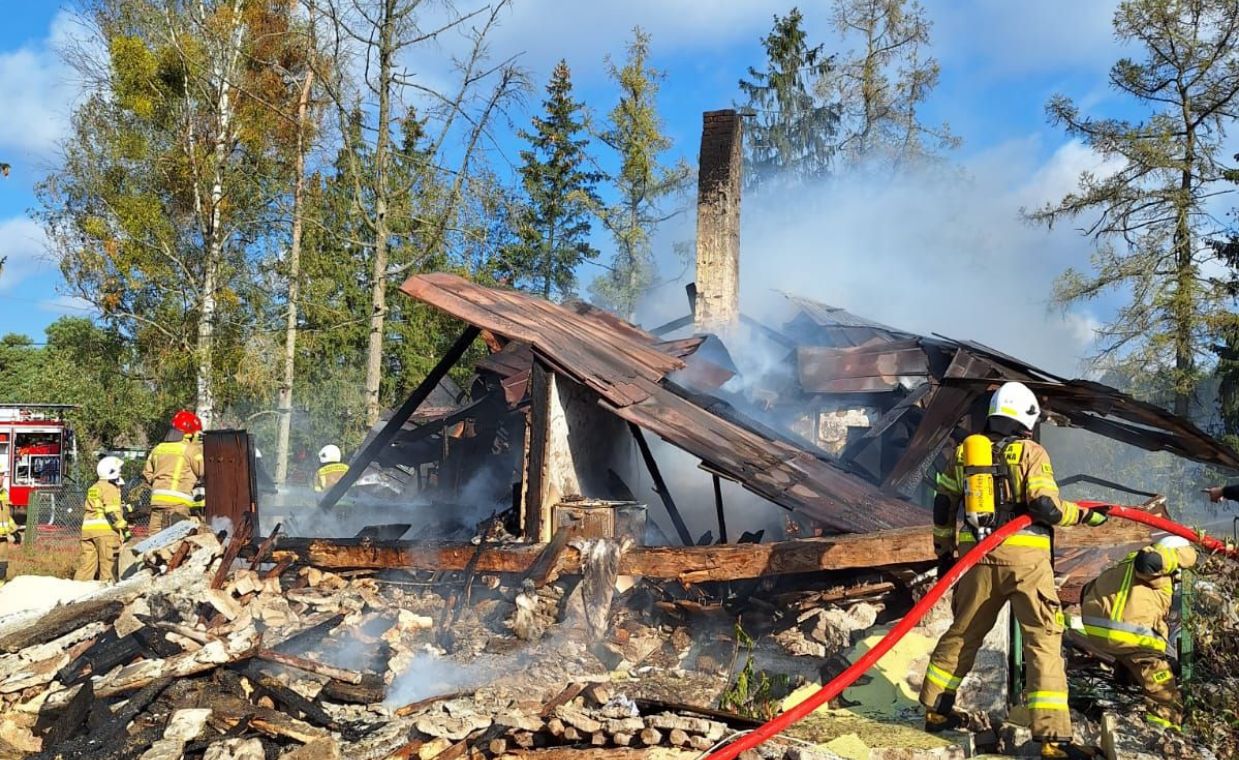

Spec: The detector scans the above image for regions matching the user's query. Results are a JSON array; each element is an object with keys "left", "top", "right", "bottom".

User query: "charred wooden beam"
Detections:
[
  {"left": 275, "top": 526, "right": 940, "bottom": 580},
  {"left": 629, "top": 423, "right": 693, "bottom": 546},
  {"left": 319, "top": 325, "right": 480, "bottom": 509},
  {"left": 255, "top": 649, "right": 364, "bottom": 684},
  {"left": 0, "top": 599, "right": 122, "bottom": 654},
  {"left": 712, "top": 474, "right": 727, "bottom": 544}
]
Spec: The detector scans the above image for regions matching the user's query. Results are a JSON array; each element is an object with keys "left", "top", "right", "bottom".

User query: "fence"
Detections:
[{"left": 21, "top": 486, "right": 153, "bottom": 554}]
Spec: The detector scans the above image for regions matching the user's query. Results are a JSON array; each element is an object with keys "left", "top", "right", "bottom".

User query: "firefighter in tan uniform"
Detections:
[
  {"left": 143, "top": 410, "right": 204, "bottom": 532},
  {"left": 0, "top": 464, "right": 15, "bottom": 543},
  {"left": 1075, "top": 535, "right": 1196, "bottom": 731},
  {"left": 920, "top": 382, "right": 1108, "bottom": 759},
  {"left": 74, "top": 456, "right": 130, "bottom": 582},
  {"left": 314, "top": 445, "right": 348, "bottom": 493}
]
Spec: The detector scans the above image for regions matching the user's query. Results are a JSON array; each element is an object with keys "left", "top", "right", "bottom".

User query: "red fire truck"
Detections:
[{"left": 0, "top": 404, "right": 77, "bottom": 513}]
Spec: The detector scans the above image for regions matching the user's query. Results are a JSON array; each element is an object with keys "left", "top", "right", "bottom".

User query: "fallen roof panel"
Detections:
[{"left": 401, "top": 273, "right": 925, "bottom": 532}]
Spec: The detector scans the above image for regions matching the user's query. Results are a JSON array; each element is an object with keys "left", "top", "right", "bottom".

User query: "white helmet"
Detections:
[
  {"left": 318, "top": 444, "right": 342, "bottom": 464},
  {"left": 988, "top": 381, "right": 1040, "bottom": 431},
  {"left": 96, "top": 456, "right": 124, "bottom": 482},
  {"left": 1155, "top": 535, "right": 1191, "bottom": 550}
]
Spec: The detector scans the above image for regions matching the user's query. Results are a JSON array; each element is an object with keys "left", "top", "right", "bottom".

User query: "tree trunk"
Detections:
[
  {"left": 196, "top": 0, "right": 246, "bottom": 429},
  {"left": 275, "top": 71, "right": 315, "bottom": 486},
  {"left": 1173, "top": 99, "right": 1196, "bottom": 419},
  {"left": 364, "top": 0, "right": 397, "bottom": 427}
]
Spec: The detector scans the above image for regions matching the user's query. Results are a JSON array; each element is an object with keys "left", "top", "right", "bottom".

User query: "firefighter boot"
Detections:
[{"left": 924, "top": 693, "right": 964, "bottom": 733}]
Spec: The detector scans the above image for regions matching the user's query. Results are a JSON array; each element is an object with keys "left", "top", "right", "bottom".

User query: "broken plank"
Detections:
[
  {"left": 241, "top": 664, "right": 339, "bottom": 730},
  {"left": 248, "top": 521, "right": 282, "bottom": 571},
  {"left": 209, "top": 694, "right": 331, "bottom": 744},
  {"left": 320, "top": 673, "right": 386, "bottom": 705},
  {"left": 255, "top": 649, "right": 364, "bottom": 684},
  {"left": 211, "top": 511, "right": 254, "bottom": 590},
  {"left": 282, "top": 526, "right": 937, "bottom": 581},
  {"left": 393, "top": 689, "right": 473, "bottom": 718},
  {"left": 0, "top": 599, "right": 123, "bottom": 654}
]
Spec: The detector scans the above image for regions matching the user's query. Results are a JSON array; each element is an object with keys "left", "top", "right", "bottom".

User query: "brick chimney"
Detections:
[{"left": 694, "top": 109, "right": 743, "bottom": 333}]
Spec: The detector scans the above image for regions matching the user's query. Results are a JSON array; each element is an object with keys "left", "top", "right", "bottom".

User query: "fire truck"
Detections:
[{"left": 0, "top": 404, "right": 77, "bottom": 514}]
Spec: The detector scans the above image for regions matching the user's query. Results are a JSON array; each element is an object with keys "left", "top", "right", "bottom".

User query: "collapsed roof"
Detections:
[{"left": 401, "top": 273, "right": 924, "bottom": 533}]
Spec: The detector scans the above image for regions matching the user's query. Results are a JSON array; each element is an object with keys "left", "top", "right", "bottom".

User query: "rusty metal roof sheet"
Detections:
[{"left": 402, "top": 273, "right": 924, "bottom": 532}]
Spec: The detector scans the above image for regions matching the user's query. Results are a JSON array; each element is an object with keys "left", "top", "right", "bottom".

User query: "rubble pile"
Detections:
[{"left": 0, "top": 520, "right": 890, "bottom": 760}]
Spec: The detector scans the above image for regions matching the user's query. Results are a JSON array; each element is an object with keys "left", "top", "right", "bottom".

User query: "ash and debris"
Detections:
[{"left": 0, "top": 519, "right": 1228, "bottom": 760}]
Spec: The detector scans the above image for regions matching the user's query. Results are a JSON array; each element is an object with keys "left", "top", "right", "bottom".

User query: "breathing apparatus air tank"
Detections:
[{"left": 962, "top": 434, "right": 996, "bottom": 532}]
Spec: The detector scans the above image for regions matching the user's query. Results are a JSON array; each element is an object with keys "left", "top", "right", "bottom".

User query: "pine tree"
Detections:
[
  {"left": 739, "top": 8, "right": 841, "bottom": 187},
  {"left": 1027, "top": 0, "right": 1239, "bottom": 417},
  {"left": 592, "top": 28, "right": 692, "bottom": 320},
  {"left": 506, "top": 60, "right": 602, "bottom": 300},
  {"left": 828, "top": 0, "right": 958, "bottom": 169}
]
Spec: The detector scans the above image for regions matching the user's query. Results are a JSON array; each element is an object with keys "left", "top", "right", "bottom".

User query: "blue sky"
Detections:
[{"left": 0, "top": 0, "right": 1137, "bottom": 372}]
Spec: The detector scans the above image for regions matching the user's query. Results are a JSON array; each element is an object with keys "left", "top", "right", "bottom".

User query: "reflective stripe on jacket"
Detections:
[
  {"left": 143, "top": 437, "right": 204, "bottom": 506},
  {"left": 315, "top": 463, "right": 349, "bottom": 493},
  {"left": 82, "top": 480, "right": 126, "bottom": 537},
  {"left": 933, "top": 437, "right": 1082, "bottom": 565},
  {"left": 1079, "top": 544, "right": 1194, "bottom": 653}
]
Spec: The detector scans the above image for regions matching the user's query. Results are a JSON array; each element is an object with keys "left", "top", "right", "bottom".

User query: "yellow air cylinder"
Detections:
[{"left": 962, "top": 434, "right": 995, "bottom": 529}]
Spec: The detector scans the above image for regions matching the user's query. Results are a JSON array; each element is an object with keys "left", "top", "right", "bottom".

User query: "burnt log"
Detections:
[
  {"left": 277, "top": 526, "right": 939, "bottom": 581},
  {"left": 319, "top": 672, "right": 386, "bottom": 705},
  {"left": 0, "top": 600, "right": 123, "bottom": 654}
]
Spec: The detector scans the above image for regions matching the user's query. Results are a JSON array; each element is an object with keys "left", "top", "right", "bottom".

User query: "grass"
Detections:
[{"left": 1, "top": 541, "right": 79, "bottom": 581}]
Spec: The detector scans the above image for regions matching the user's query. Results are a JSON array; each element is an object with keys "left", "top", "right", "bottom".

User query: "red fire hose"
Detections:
[{"left": 705, "top": 505, "right": 1238, "bottom": 760}]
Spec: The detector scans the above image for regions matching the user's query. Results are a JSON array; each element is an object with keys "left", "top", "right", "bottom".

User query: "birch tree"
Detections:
[
  {"left": 38, "top": 0, "right": 273, "bottom": 427},
  {"left": 307, "top": 0, "right": 523, "bottom": 426},
  {"left": 1027, "top": 0, "right": 1239, "bottom": 416}
]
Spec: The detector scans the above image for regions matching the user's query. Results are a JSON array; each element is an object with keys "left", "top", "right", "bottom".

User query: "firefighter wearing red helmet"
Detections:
[{"left": 142, "top": 410, "right": 205, "bottom": 532}]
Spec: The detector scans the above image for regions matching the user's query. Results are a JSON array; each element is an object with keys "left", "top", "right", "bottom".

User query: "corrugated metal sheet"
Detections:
[{"left": 401, "top": 273, "right": 924, "bottom": 533}]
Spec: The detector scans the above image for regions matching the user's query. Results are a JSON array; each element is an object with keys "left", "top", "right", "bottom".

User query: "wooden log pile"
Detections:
[{"left": 0, "top": 522, "right": 854, "bottom": 760}]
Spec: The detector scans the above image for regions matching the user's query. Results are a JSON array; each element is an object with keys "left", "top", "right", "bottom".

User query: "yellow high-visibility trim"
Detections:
[
  {"left": 933, "top": 526, "right": 955, "bottom": 538},
  {"left": 925, "top": 664, "right": 962, "bottom": 691},
  {"left": 1151, "top": 669, "right": 1173, "bottom": 684},
  {"left": 1026, "top": 476, "right": 1058, "bottom": 492},
  {"left": 1145, "top": 714, "right": 1179, "bottom": 731},
  {"left": 935, "top": 472, "right": 961, "bottom": 495},
  {"left": 1004, "top": 533, "right": 1051, "bottom": 550},
  {"left": 1113, "top": 559, "right": 1136, "bottom": 622},
  {"left": 1027, "top": 691, "right": 1069, "bottom": 710},
  {"left": 1081, "top": 624, "right": 1167, "bottom": 653}
]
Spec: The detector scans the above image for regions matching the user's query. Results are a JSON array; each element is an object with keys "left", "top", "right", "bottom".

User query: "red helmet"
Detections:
[{"left": 171, "top": 409, "right": 203, "bottom": 434}]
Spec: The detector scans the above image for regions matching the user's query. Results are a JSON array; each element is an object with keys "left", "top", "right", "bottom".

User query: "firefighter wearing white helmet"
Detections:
[
  {"left": 314, "top": 445, "right": 348, "bottom": 494},
  {"left": 74, "top": 456, "right": 130, "bottom": 583},
  {"left": 1074, "top": 534, "right": 1197, "bottom": 730},
  {"left": 920, "top": 382, "right": 1109, "bottom": 759}
]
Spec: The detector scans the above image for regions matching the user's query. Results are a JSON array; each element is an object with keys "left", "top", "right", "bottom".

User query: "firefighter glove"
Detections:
[
  {"left": 1134, "top": 548, "right": 1163, "bottom": 576},
  {"left": 1082, "top": 508, "right": 1108, "bottom": 527},
  {"left": 936, "top": 553, "right": 955, "bottom": 580}
]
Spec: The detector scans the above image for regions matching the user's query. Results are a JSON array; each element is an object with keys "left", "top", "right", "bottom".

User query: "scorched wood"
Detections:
[{"left": 280, "top": 526, "right": 937, "bottom": 580}]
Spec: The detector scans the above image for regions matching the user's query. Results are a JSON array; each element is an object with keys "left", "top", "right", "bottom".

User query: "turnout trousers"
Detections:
[
  {"left": 74, "top": 533, "right": 119, "bottom": 582},
  {"left": 919, "top": 558, "right": 1071, "bottom": 741},
  {"left": 1093, "top": 643, "right": 1181, "bottom": 728},
  {"left": 148, "top": 503, "right": 190, "bottom": 533}
]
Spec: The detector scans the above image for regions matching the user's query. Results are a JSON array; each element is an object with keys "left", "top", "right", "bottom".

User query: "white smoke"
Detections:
[{"left": 640, "top": 138, "right": 1118, "bottom": 378}]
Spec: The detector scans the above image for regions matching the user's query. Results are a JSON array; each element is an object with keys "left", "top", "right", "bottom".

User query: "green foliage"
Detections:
[
  {"left": 739, "top": 8, "right": 841, "bottom": 187},
  {"left": 590, "top": 28, "right": 691, "bottom": 319},
  {"left": 504, "top": 60, "right": 602, "bottom": 300},
  {"left": 0, "top": 318, "right": 154, "bottom": 455},
  {"left": 1028, "top": 0, "right": 1239, "bottom": 416},
  {"left": 718, "top": 622, "right": 792, "bottom": 720},
  {"left": 827, "top": 0, "right": 958, "bottom": 169},
  {"left": 1184, "top": 556, "right": 1239, "bottom": 757}
]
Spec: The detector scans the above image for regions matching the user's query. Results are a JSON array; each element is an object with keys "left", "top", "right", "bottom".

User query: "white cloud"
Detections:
[
  {"left": 0, "top": 10, "right": 85, "bottom": 158},
  {"left": 0, "top": 216, "right": 49, "bottom": 293}
]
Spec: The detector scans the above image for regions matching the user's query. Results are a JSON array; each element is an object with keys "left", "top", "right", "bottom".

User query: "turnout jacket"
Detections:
[
  {"left": 933, "top": 435, "right": 1086, "bottom": 566},
  {"left": 1080, "top": 543, "right": 1197, "bottom": 653},
  {"left": 143, "top": 434, "right": 204, "bottom": 506}
]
